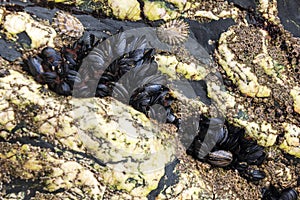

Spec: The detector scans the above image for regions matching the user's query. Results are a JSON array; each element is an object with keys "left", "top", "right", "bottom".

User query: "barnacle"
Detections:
[
  {"left": 53, "top": 11, "right": 84, "bottom": 39},
  {"left": 156, "top": 19, "right": 190, "bottom": 46}
]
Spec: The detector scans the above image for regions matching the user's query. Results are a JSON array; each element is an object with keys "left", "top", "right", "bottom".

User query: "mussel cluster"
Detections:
[
  {"left": 187, "top": 116, "right": 267, "bottom": 182},
  {"left": 71, "top": 32, "right": 179, "bottom": 125},
  {"left": 24, "top": 31, "right": 296, "bottom": 197},
  {"left": 24, "top": 32, "right": 179, "bottom": 125},
  {"left": 24, "top": 35, "right": 99, "bottom": 95},
  {"left": 262, "top": 185, "right": 298, "bottom": 200}
]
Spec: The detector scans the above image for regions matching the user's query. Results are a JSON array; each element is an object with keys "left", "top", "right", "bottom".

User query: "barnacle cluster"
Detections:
[
  {"left": 182, "top": 0, "right": 239, "bottom": 22},
  {"left": 216, "top": 23, "right": 300, "bottom": 157}
]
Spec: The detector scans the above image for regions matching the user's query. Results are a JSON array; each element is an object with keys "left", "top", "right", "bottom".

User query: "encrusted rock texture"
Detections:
[{"left": 0, "top": 0, "right": 299, "bottom": 199}]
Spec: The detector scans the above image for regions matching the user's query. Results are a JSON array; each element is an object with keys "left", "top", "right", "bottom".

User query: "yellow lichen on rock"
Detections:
[
  {"left": 2, "top": 11, "right": 56, "bottom": 48},
  {"left": 0, "top": 143, "right": 53, "bottom": 180},
  {"left": 143, "top": 1, "right": 179, "bottom": 21},
  {"left": 234, "top": 119, "right": 278, "bottom": 147},
  {"left": 155, "top": 54, "right": 209, "bottom": 81},
  {"left": 25, "top": 21, "right": 57, "bottom": 48},
  {"left": 0, "top": 7, "right": 6, "bottom": 24},
  {"left": 103, "top": 167, "right": 165, "bottom": 197},
  {"left": 71, "top": 97, "right": 177, "bottom": 196},
  {"left": 194, "top": 10, "right": 220, "bottom": 20},
  {"left": 252, "top": 29, "right": 288, "bottom": 86},
  {"left": 280, "top": 123, "right": 300, "bottom": 157},
  {"left": 107, "top": 0, "right": 141, "bottom": 21},
  {"left": 290, "top": 87, "right": 300, "bottom": 114},
  {"left": 258, "top": 0, "right": 279, "bottom": 23},
  {"left": 206, "top": 80, "right": 236, "bottom": 114},
  {"left": 216, "top": 29, "right": 271, "bottom": 97},
  {"left": 3, "top": 12, "right": 31, "bottom": 35},
  {"left": 45, "top": 161, "right": 105, "bottom": 198}
]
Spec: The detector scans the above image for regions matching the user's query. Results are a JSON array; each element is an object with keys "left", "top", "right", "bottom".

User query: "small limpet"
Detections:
[
  {"left": 156, "top": 19, "right": 190, "bottom": 45},
  {"left": 52, "top": 11, "right": 84, "bottom": 39}
]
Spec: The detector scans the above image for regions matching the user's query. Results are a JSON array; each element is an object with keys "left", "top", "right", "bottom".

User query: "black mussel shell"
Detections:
[
  {"left": 262, "top": 186, "right": 298, "bottom": 200},
  {"left": 62, "top": 47, "right": 77, "bottom": 66},
  {"left": 66, "top": 70, "right": 82, "bottom": 86},
  {"left": 27, "top": 56, "right": 44, "bottom": 76},
  {"left": 221, "top": 122, "right": 245, "bottom": 152},
  {"left": 54, "top": 81, "right": 71, "bottom": 96},
  {"left": 129, "top": 84, "right": 177, "bottom": 124},
  {"left": 39, "top": 72, "right": 57, "bottom": 84},
  {"left": 262, "top": 185, "right": 281, "bottom": 200},
  {"left": 188, "top": 80, "right": 211, "bottom": 105},
  {"left": 279, "top": 188, "right": 298, "bottom": 200},
  {"left": 242, "top": 168, "right": 266, "bottom": 181},
  {"left": 206, "top": 150, "right": 233, "bottom": 167},
  {"left": 96, "top": 83, "right": 112, "bottom": 97},
  {"left": 187, "top": 135, "right": 213, "bottom": 160},
  {"left": 41, "top": 47, "right": 62, "bottom": 70},
  {"left": 237, "top": 138, "right": 266, "bottom": 165}
]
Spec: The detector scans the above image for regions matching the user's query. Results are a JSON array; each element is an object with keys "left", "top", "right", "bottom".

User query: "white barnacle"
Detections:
[
  {"left": 156, "top": 19, "right": 190, "bottom": 46},
  {"left": 52, "top": 10, "right": 84, "bottom": 39}
]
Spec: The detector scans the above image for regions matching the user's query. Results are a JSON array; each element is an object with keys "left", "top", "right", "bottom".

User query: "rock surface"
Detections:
[{"left": 0, "top": 0, "right": 299, "bottom": 199}]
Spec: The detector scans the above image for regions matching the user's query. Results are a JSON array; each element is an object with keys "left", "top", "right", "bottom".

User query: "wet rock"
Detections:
[
  {"left": 277, "top": 0, "right": 300, "bottom": 37},
  {"left": 189, "top": 18, "right": 235, "bottom": 54},
  {"left": 76, "top": 14, "right": 148, "bottom": 39},
  {"left": 226, "top": 0, "right": 257, "bottom": 9},
  {"left": 0, "top": 38, "right": 21, "bottom": 61},
  {"left": 24, "top": 5, "right": 57, "bottom": 21}
]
